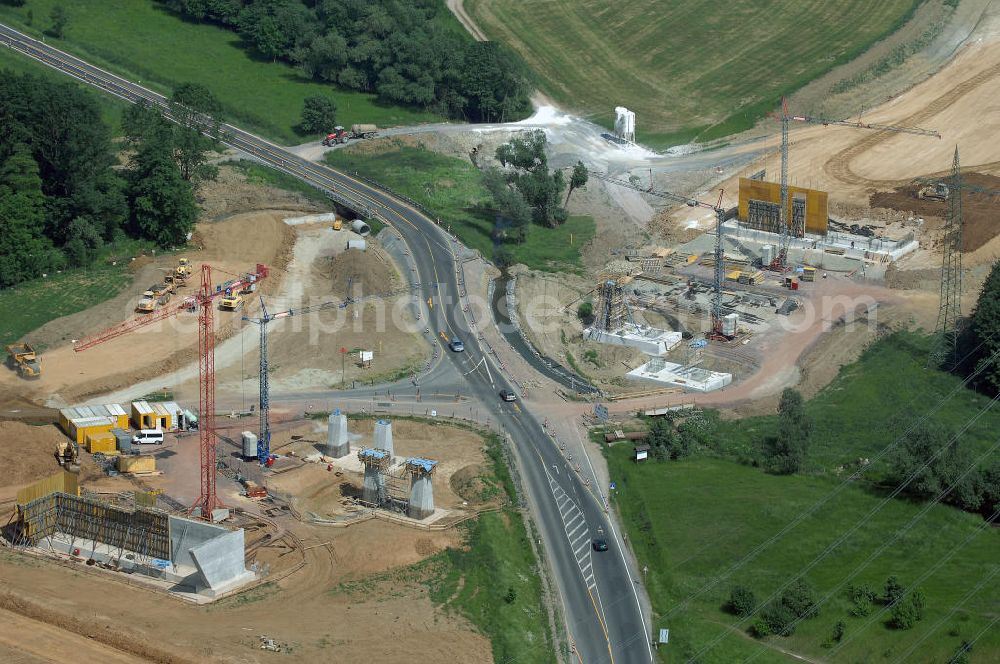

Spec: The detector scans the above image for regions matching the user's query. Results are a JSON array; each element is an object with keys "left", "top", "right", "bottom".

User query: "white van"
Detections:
[{"left": 132, "top": 429, "right": 164, "bottom": 445}]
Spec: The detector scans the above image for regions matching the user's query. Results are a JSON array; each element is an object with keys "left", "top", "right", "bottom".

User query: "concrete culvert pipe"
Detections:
[{"left": 351, "top": 219, "right": 370, "bottom": 236}]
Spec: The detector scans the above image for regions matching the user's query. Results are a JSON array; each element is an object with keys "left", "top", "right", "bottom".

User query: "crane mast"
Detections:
[
  {"left": 768, "top": 98, "right": 940, "bottom": 272},
  {"left": 75, "top": 262, "right": 268, "bottom": 519}
]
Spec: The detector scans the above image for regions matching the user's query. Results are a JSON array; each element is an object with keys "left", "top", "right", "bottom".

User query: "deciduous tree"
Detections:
[
  {"left": 299, "top": 95, "right": 338, "bottom": 134},
  {"left": 566, "top": 160, "right": 589, "bottom": 205}
]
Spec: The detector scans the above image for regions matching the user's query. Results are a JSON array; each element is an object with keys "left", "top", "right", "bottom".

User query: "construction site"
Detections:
[
  {"left": 0, "top": 171, "right": 507, "bottom": 661},
  {"left": 493, "top": 85, "right": 1000, "bottom": 404},
  {"left": 3, "top": 3, "right": 1000, "bottom": 661}
]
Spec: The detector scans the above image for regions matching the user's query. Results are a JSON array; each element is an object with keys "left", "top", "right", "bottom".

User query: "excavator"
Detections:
[
  {"left": 55, "top": 439, "right": 80, "bottom": 472},
  {"left": 917, "top": 182, "right": 949, "bottom": 202}
]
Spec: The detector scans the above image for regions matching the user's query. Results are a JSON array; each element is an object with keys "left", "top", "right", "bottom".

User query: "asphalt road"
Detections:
[{"left": 0, "top": 24, "right": 654, "bottom": 663}]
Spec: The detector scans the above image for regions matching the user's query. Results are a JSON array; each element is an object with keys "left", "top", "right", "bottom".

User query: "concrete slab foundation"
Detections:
[
  {"left": 627, "top": 358, "right": 732, "bottom": 392},
  {"left": 584, "top": 323, "right": 682, "bottom": 356}
]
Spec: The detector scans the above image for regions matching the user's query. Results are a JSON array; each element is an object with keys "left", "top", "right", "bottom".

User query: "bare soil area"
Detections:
[
  {"left": 0, "top": 422, "right": 103, "bottom": 495},
  {"left": 211, "top": 223, "right": 426, "bottom": 402},
  {"left": 0, "top": 417, "right": 502, "bottom": 663},
  {"left": 0, "top": 536, "right": 491, "bottom": 664},
  {"left": 0, "top": 213, "right": 426, "bottom": 411},
  {"left": 0, "top": 211, "right": 295, "bottom": 407},
  {"left": 869, "top": 172, "right": 1000, "bottom": 252},
  {"left": 268, "top": 417, "right": 493, "bottom": 518}
]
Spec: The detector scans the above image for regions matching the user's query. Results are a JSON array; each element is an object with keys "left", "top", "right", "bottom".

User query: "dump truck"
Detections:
[
  {"left": 350, "top": 123, "right": 378, "bottom": 139},
  {"left": 150, "top": 282, "right": 174, "bottom": 298},
  {"left": 136, "top": 285, "right": 162, "bottom": 313},
  {"left": 6, "top": 342, "right": 41, "bottom": 378},
  {"left": 322, "top": 126, "right": 349, "bottom": 146}
]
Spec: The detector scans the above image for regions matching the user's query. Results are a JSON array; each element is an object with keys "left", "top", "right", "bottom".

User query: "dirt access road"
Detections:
[{"left": 0, "top": 608, "right": 151, "bottom": 664}]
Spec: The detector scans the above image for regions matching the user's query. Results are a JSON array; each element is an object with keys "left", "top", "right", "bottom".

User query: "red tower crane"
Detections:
[{"left": 75, "top": 263, "right": 268, "bottom": 517}]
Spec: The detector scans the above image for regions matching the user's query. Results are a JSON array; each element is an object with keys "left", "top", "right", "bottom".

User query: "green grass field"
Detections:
[
  {"left": 467, "top": 0, "right": 923, "bottom": 147},
  {"left": 707, "top": 332, "right": 1000, "bottom": 473},
  {"left": 608, "top": 453, "right": 999, "bottom": 663},
  {"left": 227, "top": 160, "right": 332, "bottom": 207},
  {"left": 0, "top": 1, "right": 442, "bottom": 145},
  {"left": 0, "top": 262, "right": 133, "bottom": 347},
  {"left": 325, "top": 143, "right": 594, "bottom": 271}
]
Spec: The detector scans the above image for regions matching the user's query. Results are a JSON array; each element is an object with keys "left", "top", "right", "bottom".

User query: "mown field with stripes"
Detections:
[{"left": 467, "top": 0, "right": 924, "bottom": 147}]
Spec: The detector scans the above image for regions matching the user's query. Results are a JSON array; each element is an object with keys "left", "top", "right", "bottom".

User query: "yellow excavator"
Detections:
[
  {"left": 917, "top": 182, "right": 949, "bottom": 202},
  {"left": 55, "top": 440, "right": 80, "bottom": 472}
]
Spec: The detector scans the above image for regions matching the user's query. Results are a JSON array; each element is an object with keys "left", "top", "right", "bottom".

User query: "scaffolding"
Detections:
[
  {"left": 593, "top": 278, "right": 627, "bottom": 333},
  {"left": 357, "top": 448, "right": 412, "bottom": 513},
  {"left": 744, "top": 196, "right": 805, "bottom": 238},
  {"left": 14, "top": 492, "right": 170, "bottom": 563}
]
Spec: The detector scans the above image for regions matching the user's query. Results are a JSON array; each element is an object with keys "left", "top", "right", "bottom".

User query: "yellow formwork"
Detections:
[
  {"left": 738, "top": 178, "right": 828, "bottom": 235},
  {"left": 16, "top": 470, "right": 80, "bottom": 506}
]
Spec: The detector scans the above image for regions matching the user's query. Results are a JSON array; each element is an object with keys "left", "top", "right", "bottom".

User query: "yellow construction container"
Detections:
[
  {"left": 687, "top": 254, "right": 699, "bottom": 264},
  {"left": 61, "top": 415, "right": 115, "bottom": 445},
  {"left": 118, "top": 456, "right": 156, "bottom": 474},
  {"left": 801, "top": 267, "right": 817, "bottom": 282},
  {"left": 131, "top": 400, "right": 179, "bottom": 430},
  {"left": 86, "top": 431, "right": 117, "bottom": 454},
  {"left": 59, "top": 404, "right": 128, "bottom": 441}
]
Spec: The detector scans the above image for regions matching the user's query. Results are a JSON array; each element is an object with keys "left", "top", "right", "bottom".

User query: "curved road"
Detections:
[{"left": 0, "top": 24, "right": 654, "bottom": 664}]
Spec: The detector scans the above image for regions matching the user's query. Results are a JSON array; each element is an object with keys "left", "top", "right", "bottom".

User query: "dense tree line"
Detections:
[
  {"left": 0, "top": 72, "right": 216, "bottom": 288},
  {"left": 157, "top": 0, "right": 532, "bottom": 123},
  {"left": 958, "top": 259, "right": 1000, "bottom": 395},
  {"left": 886, "top": 419, "right": 1000, "bottom": 520},
  {"left": 0, "top": 71, "right": 125, "bottom": 286}
]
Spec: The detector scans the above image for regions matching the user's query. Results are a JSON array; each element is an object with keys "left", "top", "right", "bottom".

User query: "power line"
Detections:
[
  {"left": 739, "top": 462, "right": 1000, "bottom": 663},
  {"left": 826, "top": 505, "right": 1000, "bottom": 660},
  {"left": 688, "top": 390, "right": 1000, "bottom": 662},
  {"left": 660, "top": 335, "right": 1000, "bottom": 625}
]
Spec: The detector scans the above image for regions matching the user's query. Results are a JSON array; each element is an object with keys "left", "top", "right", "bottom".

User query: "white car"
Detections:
[{"left": 132, "top": 429, "right": 164, "bottom": 445}]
